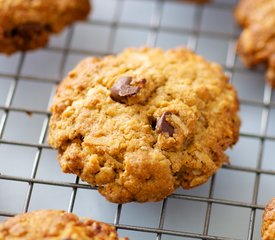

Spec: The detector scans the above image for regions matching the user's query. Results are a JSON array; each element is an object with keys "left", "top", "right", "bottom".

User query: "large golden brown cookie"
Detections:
[
  {"left": 0, "top": 0, "right": 90, "bottom": 54},
  {"left": 262, "top": 198, "right": 275, "bottom": 240},
  {"left": 0, "top": 210, "right": 128, "bottom": 240},
  {"left": 48, "top": 47, "right": 240, "bottom": 203},
  {"left": 235, "top": 0, "right": 275, "bottom": 87}
]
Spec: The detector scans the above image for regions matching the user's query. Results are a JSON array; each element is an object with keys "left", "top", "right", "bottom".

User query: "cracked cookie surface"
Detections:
[
  {"left": 0, "top": 210, "right": 128, "bottom": 240},
  {"left": 48, "top": 47, "right": 240, "bottom": 203},
  {"left": 0, "top": 0, "right": 90, "bottom": 54},
  {"left": 262, "top": 198, "right": 275, "bottom": 240},
  {"left": 235, "top": 0, "right": 275, "bottom": 87}
]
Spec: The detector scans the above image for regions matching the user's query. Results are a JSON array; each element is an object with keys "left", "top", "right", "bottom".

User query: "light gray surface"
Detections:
[{"left": 0, "top": 0, "right": 274, "bottom": 240}]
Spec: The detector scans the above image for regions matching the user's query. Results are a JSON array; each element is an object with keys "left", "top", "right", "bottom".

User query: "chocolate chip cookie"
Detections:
[
  {"left": 262, "top": 198, "right": 275, "bottom": 240},
  {"left": 235, "top": 0, "right": 275, "bottom": 87},
  {"left": 0, "top": 0, "right": 90, "bottom": 54},
  {"left": 0, "top": 210, "right": 128, "bottom": 240},
  {"left": 48, "top": 47, "right": 240, "bottom": 203}
]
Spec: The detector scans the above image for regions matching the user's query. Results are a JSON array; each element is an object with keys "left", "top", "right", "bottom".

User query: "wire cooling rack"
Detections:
[{"left": 0, "top": 0, "right": 275, "bottom": 239}]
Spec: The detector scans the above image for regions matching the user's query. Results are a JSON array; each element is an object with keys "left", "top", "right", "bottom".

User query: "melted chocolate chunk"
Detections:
[
  {"left": 12, "top": 23, "right": 44, "bottom": 40},
  {"left": 5, "top": 23, "right": 52, "bottom": 41},
  {"left": 110, "top": 76, "right": 141, "bottom": 103},
  {"left": 156, "top": 112, "right": 174, "bottom": 137}
]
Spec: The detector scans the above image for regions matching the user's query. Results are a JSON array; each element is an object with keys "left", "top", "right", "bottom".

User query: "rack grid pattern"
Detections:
[{"left": 0, "top": 0, "right": 275, "bottom": 239}]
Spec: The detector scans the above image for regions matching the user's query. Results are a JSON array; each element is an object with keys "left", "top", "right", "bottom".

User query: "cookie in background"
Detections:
[
  {"left": 0, "top": 0, "right": 91, "bottom": 54},
  {"left": 0, "top": 210, "right": 128, "bottom": 240},
  {"left": 235, "top": 0, "right": 275, "bottom": 87},
  {"left": 262, "top": 198, "right": 275, "bottom": 240}
]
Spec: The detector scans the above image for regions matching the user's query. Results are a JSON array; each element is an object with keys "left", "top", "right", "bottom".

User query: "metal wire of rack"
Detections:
[{"left": 0, "top": 0, "right": 274, "bottom": 239}]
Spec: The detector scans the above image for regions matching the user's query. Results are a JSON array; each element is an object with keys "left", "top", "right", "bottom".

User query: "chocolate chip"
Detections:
[
  {"left": 148, "top": 116, "right": 157, "bottom": 130},
  {"left": 44, "top": 24, "right": 53, "bottom": 32},
  {"left": 5, "top": 23, "right": 51, "bottom": 42},
  {"left": 12, "top": 23, "right": 44, "bottom": 40},
  {"left": 156, "top": 112, "right": 174, "bottom": 137},
  {"left": 110, "top": 77, "right": 141, "bottom": 103}
]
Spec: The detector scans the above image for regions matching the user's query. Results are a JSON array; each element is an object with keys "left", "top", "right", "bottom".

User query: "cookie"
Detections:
[
  {"left": 262, "top": 198, "right": 275, "bottom": 240},
  {"left": 0, "top": 210, "right": 128, "bottom": 240},
  {"left": 0, "top": 0, "right": 90, "bottom": 54},
  {"left": 235, "top": 0, "right": 275, "bottom": 87},
  {"left": 48, "top": 47, "right": 240, "bottom": 203}
]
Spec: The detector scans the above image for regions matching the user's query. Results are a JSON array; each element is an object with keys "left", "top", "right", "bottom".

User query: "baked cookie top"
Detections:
[
  {"left": 0, "top": 210, "right": 128, "bottom": 240},
  {"left": 48, "top": 47, "right": 240, "bottom": 203},
  {"left": 235, "top": 0, "right": 275, "bottom": 87},
  {"left": 0, "top": 0, "right": 90, "bottom": 54},
  {"left": 262, "top": 198, "right": 275, "bottom": 240}
]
